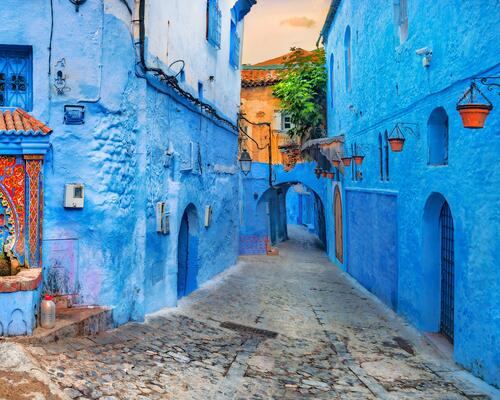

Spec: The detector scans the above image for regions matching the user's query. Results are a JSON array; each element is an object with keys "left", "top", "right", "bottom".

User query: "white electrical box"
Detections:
[
  {"left": 64, "top": 183, "right": 84, "bottom": 208},
  {"left": 156, "top": 202, "right": 170, "bottom": 234},
  {"left": 204, "top": 205, "right": 212, "bottom": 228}
]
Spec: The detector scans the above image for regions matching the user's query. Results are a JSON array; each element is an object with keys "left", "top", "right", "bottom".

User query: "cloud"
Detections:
[{"left": 280, "top": 16, "right": 316, "bottom": 29}]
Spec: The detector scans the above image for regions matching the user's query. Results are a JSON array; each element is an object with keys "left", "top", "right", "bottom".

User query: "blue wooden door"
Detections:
[{"left": 177, "top": 212, "right": 189, "bottom": 299}]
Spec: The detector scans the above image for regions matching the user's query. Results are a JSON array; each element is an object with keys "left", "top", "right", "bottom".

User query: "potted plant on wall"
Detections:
[
  {"left": 456, "top": 81, "right": 493, "bottom": 129},
  {"left": 388, "top": 124, "right": 406, "bottom": 152},
  {"left": 341, "top": 156, "right": 352, "bottom": 166}
]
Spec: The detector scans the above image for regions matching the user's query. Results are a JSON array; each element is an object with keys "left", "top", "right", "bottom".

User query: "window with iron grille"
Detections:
[
  {"left": 229, "top": 20, "right": 240, "bottom": 68},
  {"left": 206, "top": 0, "right": 222, "bottom": 49},
  {"left": 0, "top": 45, "right": 32, "bottom": 111}
]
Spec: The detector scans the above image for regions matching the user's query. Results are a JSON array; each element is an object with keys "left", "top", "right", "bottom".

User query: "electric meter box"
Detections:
[{"left": 64, "top": 183, "right": 85, "bottom": 208}]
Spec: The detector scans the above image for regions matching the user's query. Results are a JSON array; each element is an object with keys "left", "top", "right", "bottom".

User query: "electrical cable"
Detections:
[{"left": 137, "top": 0, "right": 237, "bottom": 132}]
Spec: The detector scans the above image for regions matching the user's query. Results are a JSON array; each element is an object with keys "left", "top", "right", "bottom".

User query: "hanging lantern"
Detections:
[
  {"left": 239, "top": 148, "right": 252, "bottom": 176},
  {"left": 456, "top": 81, "right": 493, "bottom": 129},
  {"left": 341, "top": 156, "right": 352, "bottom": 166}
]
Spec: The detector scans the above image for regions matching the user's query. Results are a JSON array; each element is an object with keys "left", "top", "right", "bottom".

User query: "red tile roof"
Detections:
[
  {"left": 242, "top": 49, "right": 315, "bottom": 88},
  {"left": 0, "top": 108, "right": 52, "bottom": 136}
]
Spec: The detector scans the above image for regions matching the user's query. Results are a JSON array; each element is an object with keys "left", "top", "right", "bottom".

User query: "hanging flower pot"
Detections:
[
  {"left": 388, "top": 137, "right": 405, "bottom": 152},
  {"left": 457, "top": 104, "right": 493, "bottom": 129},
  {"left": 321, "top": 171, "right": 328, "bottom": 178},
  {"left": 341, "top": 157, "right": 352, "bottom": 166},
  {"left": 332, "top": 159, "right": 340, "bottom": 168},
  {"left": 353, "top": 155, "right": 364, "bottom": 165},
  {"left": 326, "top": 172, "right": 334, "bottom": 179},
  {"left": 314, "top": 168, "right": 321, "bottom": 179},
  {"left": 456, "top": 81, "right": 494, "bottom": 129}
]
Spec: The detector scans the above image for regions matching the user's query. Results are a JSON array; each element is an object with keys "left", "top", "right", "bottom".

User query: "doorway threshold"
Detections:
[{"left": 424, "top": 332, "right": 453, "bottom": 360}]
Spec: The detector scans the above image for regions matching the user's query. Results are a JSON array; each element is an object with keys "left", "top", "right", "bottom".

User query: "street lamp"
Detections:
[{"left": 239, "top": 148, "right": 252, "bottom": 176}]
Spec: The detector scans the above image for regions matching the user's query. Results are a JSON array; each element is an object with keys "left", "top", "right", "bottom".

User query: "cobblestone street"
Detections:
[{"left": 15, "top": 226, "right": 498, "bottom": 399}]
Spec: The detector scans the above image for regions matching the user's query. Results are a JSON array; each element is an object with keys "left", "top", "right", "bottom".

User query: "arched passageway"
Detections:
[
  {"left": 259, "top": 182, "right": 326, "bottom": 249},
  {"left": 177, "top": 204, "right": 199, "bottom": 299}
]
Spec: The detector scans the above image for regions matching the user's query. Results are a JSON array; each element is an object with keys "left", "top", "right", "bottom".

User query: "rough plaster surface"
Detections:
[
  {"left": 0, "top": 0, "right": 244, "bottom": 330},
  {"left": 323, "top": 0, "right": 500, "bottom": 386}
]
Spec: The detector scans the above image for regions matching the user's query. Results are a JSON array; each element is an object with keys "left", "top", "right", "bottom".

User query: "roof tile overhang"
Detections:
[
  {"left": 0, "top": 108, "right": 52, "bottom": 136},
  {"left": 301, "top": 135, "right": 345, "bottom": 169}
]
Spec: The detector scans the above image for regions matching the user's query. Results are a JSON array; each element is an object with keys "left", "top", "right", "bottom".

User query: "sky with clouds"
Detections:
[{"left": 242, "top": 0, "right": 331, "bottom": 64}]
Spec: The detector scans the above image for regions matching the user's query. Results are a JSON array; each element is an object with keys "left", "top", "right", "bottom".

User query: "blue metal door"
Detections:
[
  {"left": 440, "top": 201, "right": 454, "bottom": 342},
  {"left": 177, "top": 212, "right": 189, "bottom": 299}
]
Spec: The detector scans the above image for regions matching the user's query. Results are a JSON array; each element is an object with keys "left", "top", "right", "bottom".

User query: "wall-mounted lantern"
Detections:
[
  {"left": 456, "top": 78, "right": 496, "bottom": 129},
  {"left": 239, "top": 148, "right": 252, "bottom": 176},
  {"left": 388, "top": 123, "right": 419, "bottom": 152}
]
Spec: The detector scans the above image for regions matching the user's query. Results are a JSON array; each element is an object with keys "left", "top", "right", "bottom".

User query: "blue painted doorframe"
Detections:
[{"left": 177, "top": 206, "right": 199, "bottom": 299}]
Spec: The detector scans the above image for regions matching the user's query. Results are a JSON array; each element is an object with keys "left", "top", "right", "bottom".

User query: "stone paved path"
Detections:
[{"left": 24, "top": 226, "right": 499, "bottom": 399}]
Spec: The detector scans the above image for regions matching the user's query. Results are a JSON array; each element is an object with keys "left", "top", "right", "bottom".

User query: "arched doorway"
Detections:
[
  {"left": 177, "top": 204, "right": 199, "bottom": 299},
  {"left": 422, "top": 193, "right": 455, "bottom": 342},
  {"left": 439, "top": 201, "right": 454, "bottom": 342},
  {"left": 334, "top": 186, "right": 343, "bottom": 263}
]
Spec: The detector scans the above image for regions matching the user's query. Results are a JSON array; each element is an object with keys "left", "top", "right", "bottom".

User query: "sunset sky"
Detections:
[{"left": 242, "top": 0, "right": 331, "bottom": 64}]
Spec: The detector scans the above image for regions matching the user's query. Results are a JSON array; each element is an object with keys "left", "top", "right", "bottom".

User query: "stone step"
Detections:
[{"left": 15, "top": 306, "right": 113, "bottom": 345}]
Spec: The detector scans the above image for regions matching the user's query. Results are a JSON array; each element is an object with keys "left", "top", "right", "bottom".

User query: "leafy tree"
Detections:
[{"left": 273, "top": 47, "right": 327, "bottom": 143}]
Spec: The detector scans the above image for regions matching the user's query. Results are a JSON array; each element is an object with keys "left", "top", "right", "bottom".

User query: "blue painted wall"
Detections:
[
  {"left": 0, "top": 0, "right": 251, "bottom": 327},
  {"left": 322, "top": 0, "right": 500, "bottom": 386}
]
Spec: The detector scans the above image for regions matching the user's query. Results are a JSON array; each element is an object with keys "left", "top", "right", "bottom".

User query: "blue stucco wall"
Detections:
[
  {"left": 345, "top": 189, "right": 398, "bottom": 310},
  {"left": 323, "top": 0, "right": 500, "bottom": 386},
  {"left": 0, "top": 0, "right": 245, "bottom": 328}
]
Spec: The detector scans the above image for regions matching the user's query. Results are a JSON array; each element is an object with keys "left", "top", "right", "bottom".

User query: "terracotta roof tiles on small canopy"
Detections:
[{"left": 0, "top": 108, "right": 52, "bottom": 136}]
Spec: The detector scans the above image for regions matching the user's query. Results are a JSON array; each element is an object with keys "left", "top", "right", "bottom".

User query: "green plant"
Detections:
[{"left": 273, "top": 47, "right": 327, "bottom": 143}]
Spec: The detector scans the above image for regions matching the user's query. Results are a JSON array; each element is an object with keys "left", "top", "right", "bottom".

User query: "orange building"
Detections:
[{"left": 240, "top": 51, "right": 311, "bottom": 165}]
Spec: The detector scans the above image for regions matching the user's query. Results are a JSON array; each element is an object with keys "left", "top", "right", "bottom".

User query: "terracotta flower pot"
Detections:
[
  {"left": 332, "top": 160, "right": 340, "bottom": 168},
  {"left": 314, "top": 168, "right": 321, "bottom": 179},
  {"left": 388, "top": 137, "right": 405, "bottom": 152},
  {"left": 457, "top": 103, "right": 493, "bottom": 129},
  {"left": 321, "top": 171, "right": 327, "bottom": 178},
  {"left": 353, "top": 155, "right": 364, "bottom": 165},
  {"left": 326, "top": 172, "right": 334, "bottom": 179},
  {"left": 341, "top": 157, "right": 352, "bottom": 166}
]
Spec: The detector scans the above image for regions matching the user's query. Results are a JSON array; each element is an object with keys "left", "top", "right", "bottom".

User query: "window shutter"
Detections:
[{"left": 273, "top": 111, "right": 282, "bottom": 131}]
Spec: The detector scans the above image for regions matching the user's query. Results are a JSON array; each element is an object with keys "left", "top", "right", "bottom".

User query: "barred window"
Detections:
[
  {"left": 206, "top": 0, "right": 222, "bottom": 49},
  {"left": 0, "top": 45, "right": 32, "bottom": 111}
]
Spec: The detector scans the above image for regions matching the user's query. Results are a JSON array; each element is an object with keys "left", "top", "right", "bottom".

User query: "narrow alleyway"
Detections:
[{"left": 24, "top": 226, "right": 497, "bottom": 400}]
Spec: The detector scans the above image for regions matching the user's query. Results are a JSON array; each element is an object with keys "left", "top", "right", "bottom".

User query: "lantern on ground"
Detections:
[{"left": 239, "top": 149, "right": 252, "bottom": 176}]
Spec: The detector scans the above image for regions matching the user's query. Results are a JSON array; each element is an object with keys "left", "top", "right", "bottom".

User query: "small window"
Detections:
[
  {"left": 329, "top": 54, "right": 334, "bottom": 107},
  {"left": 394, "top": 0, "right": 408, "bottom": 44},
  {"left": 274, "top": 111, "right": 293, "bottom": 132},
  {"left": 384, "top": 130, "right": 390, "bottom": 180},
  {"left": 229, "top": 19, "right": 240, "bottom": 68},
  {"left": 344, "top": 26, "right": 351, "bottom": 91},
  {"left": 0, "top": 45, "right": 33, "bottom": 110},
  {"left": 428, "top": 107, "right": 449, "bottom": 165},
  {"left": 206, "top": 0, "right": 222, "bottom": 49},
  {"left": 198, "top": 82, "right": 204, "bottom": 101},
  {"left": 378, "top": 133, "right": 383, "bottom": 180}
]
